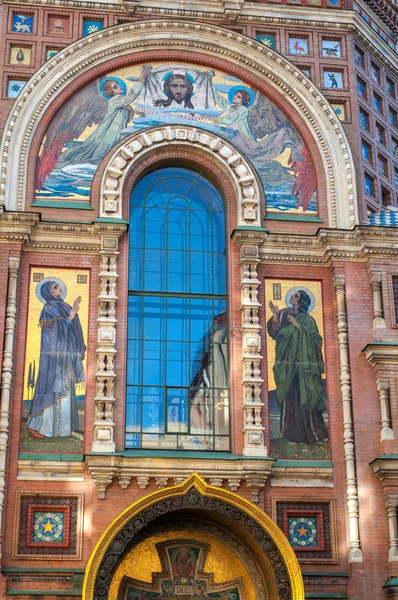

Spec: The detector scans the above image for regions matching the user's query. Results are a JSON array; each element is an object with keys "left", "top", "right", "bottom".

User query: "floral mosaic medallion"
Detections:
[
  {"left": 32, "top": 511, "right": 66, "bottom": 544},
  {"left": 288, "top": 516, "right": 318, "bottom": 548}
]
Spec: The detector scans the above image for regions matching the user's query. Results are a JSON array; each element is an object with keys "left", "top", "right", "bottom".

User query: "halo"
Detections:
[
  {"left": 285, "top": 286, "right": 316, "bottom": 313},
  {"left": 162, "top": 70, "right": 195, "bottom": 84},
  {"left": 99, "top": 77, "right": 127, "bottom": 99},
  {"left": 35, "top": 277, "right": 67, "bottom": 304},
  {"left": 228, "top": 85, "right": 255, "bottom": 106}
]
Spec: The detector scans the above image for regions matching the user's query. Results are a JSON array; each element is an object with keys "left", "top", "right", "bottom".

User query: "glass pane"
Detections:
[
  {"left": 190, "top": 388, "right": 213, "bottom": 434},
  {"left": 168, "top": 210, "right": 188, "bottom": 250},
  {"left": 145, "top": 207, "right": 166, "bottom": 249},
  {"left": 213, "top": 254, "right": 227, "bottom": 294},
  {"left": 143, "top": 251, "right": 165, "bottom": 292},
  {"left": 166, "top": 297, "right": 189, "bottom": 341},
  {"left": 190, "top": 299, "right": 212, "bottom": 342},
  {"left": 178, "top": 434, "right": 213, "bottom": 451},
  {"left": 214, "top": 390, "right": 229, "bottom": 435},
  {"left": 143, "top": 341, "right": 164, "bottom": 385},
  {"left": 167, "top": 388, "right": 189, "bottom": 433},
  {"left": 143, "top": 297, "right": 166, "bottom": 341},
  {"left": 166, "top": 341, "right": 189, "bottom": 386},
  {"left": 127, "top": 340, "right": 142, "bottom": 385},
  {"left": 214, "top": 436, "right": 230, "bottom": 451},
  {"left": 168, "top": 250, "right": 188, "bottom": 292},
  {"left": 190, "top": 252, "right": 212, "bottom": 294},
  {"left": 142, "top": 386, "right": 165, "bottom": 432},
  {"left": 127, "top": 296, "right": 142, "bottom": 340},
  {"left": 126, "top": 387, "right": 141, "bottom": 432}
]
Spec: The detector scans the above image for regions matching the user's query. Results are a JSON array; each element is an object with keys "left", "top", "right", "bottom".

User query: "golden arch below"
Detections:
[{"left": 83, "top": 474, "right": 304, "bottom": 600}]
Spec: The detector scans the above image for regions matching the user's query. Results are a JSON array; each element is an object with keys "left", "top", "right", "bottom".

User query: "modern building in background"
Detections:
[{"left": 0, "top": 0, "right": 398, "bottom": 598}]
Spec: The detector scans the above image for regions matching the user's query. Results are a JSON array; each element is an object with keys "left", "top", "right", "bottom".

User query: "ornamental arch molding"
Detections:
[
  {"left": 0, "top": 19, "right": 357, "bottom": 228},
  {"left": 100, "top": 126, "right": 261, "bottom": 226},
  {"left": 83, "top": 474, "right": 305, "bottom": 600}
]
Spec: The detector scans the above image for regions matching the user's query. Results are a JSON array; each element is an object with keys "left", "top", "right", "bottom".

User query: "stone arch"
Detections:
[
  {"left": 0, "top": 19, "right": 357, "bottom": 228},
  {"left": 83, "top": 474, "right": 304, "bottom": 600},
  {"left": 100, "top": 126, "right": 262, "bottom": 227}
]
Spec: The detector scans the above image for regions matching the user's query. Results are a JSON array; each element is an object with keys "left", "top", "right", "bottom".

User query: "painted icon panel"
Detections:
[
  {"left": 35, "top": 61, "right": 317, "bottom": 215},
  {"left": 21, "top": 268, "right": 89, "bottom": 453},
  {"left": 12, "top": 13, "right": 33, "bottom": 34},
  {"left": 265, "top": 279, "right": 329, "bottom": 459},
  {"left": 289, "top": 37, "right": 309, "bottom": 55},
  {"left": 7, "top": 79, "right": 27, "bottom": 98},
  {"left": 256, "top": 33, "right": 275, "bottom": 49},
  {"left": 47, "top": 16, "right": 69, "bottom": 35},
  {"left": 321, "top": 40, "right": 341, "bottom": 58},
  {"left": 46, "top": 48, "right": 60, "bottom": 60},
  {"left": 10, "top": 46, "right": 31, "bottom": 66},
  {"left": 83, "top": 19, "right": 104, "bottom": 36},
  {"left": 323, "top": 71, "right": 343, "bottom": 89}
]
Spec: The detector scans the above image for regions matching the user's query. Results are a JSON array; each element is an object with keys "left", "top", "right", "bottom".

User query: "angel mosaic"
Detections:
[{"left": 36, "top": 62, "right": 317, "bottom": 214}]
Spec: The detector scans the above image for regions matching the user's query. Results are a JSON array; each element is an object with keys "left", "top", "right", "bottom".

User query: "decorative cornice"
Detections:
[
  {"left": 362, "top": 342, "right": 398, "bottom": 367},
  {"left": 371, "top": 456, "right": 398, "bottom": 482},
  {"left": 86, "top": 454, "right": 274, "bottom": 501},
  {"left": 0, "top": 19, "right": 357, "bottom": 230},
  {"left": 0, "top": 212, "right": 127, "bottom": 252}
]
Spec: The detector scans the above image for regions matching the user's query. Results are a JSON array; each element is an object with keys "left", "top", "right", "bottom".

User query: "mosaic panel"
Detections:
[
  {"left": 27, "top": 505, "right": 70, "bottom": 548},
  {"left": 12, "top": 13, "right": 33, "bottom": 34},
  {"left": 14, "top": 494, "right": 82, "bottom": 559},
  {"left": 276, "top": 501, "right": 336, "bottom": 563}
]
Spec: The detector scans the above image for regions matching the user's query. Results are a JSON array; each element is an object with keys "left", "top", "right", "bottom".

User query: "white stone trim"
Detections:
[
  {"left": 0, "top": 20, "right": 358, "bottom": 228},
  {"left": 101, "top": 126, "right": 261, "bottom": 227}
]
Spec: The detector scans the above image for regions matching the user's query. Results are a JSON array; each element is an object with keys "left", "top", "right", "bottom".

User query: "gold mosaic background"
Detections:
[{"left": 108, "top": 530, "right": 256, "bottom": 600}]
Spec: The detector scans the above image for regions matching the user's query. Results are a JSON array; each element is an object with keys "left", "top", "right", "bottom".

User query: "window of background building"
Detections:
[
  {"left": 355, "top": 47, "right": 365, "bottom": 69},
  {"left": 387, "top": 78, "right": 395, "bottom": 98},
  {"left": 374, "top": 93, "right": 383, "bottom": 114},
  {"left": 364, "top": 173, "right": 374, "bottom": 196},
  {"left": 393, "top": 276, "right": 398, "bottom": 324},
  {"left": 126, "top": 167, "right": 229, "bottom": 451},
  {"left": 357, "top": 78, "right": 367, "bottom": 98},
  {"left": 378, "top": 155, "right": 388, "bottom": 177},
  {"left": 360, "top": 109, "right": 370, "bottom": 131},
  {"left": 376, "top": 123, "right": 386, "bottom": 145},
  {"left": 371, "top": 63, "right": 380, "bottom": 84},
  {"left": 389, "top": 108, "right": 397, "bottom": 128},
  {"left": 362, "top": 140, "right": 372, "bottom": 162},
  {"left": 382, "top": 186, "right": 392, "bottom": 207}
]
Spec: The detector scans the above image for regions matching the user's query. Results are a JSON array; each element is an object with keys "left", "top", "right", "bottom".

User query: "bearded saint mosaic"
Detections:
[
  {"left": 36, "top": 62, "right": 317, "bottom": 215},
  {"left": 119, "top": 540, "right": 245, "bottom": 599},
  {"left": 265, "top": 279, "right": 329, "bottom": 460},
  {"left": 21, "top": 268, "right": 89, "bottom": 453}
]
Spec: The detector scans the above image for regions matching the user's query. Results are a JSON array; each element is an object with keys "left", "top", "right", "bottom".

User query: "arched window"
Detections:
[{"left": 126, "top": 167, "right": 229, "bottom": 451}]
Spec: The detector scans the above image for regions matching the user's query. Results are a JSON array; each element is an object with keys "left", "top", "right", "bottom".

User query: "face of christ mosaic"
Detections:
[{"left": 120, "top": 540, "right": 244, "bottom": 599}]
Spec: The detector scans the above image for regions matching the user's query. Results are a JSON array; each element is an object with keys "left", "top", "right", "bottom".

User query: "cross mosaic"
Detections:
[{"left": 119, "top": 539, "right": 244, "bottom": 599}]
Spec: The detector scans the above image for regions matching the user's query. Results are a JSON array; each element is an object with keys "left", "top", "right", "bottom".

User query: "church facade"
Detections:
[{"left": 0, "top": 0, "right": 398, "bottom": 598}]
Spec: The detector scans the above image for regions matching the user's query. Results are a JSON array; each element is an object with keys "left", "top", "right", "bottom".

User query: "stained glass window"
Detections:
[{"left": 126, "top": 167, "right": 229, "bottom": 451}]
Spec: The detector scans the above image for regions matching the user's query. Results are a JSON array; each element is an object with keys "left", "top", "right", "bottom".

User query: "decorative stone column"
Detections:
[
  {"left": 378, "top": 378, "right": 394, "bottom": 441},
  {"left": 369, "top": 269, "right": 386, "bottom": 329},
  {"left": 333, "top": 271, "right": 363, "bottom": 562},
  {"left": 239, "top": 237, "right": 267, "bottom": 457},
  {"left": 92, "top": 237, "right": 119, "bottom": 453},
  {"left": 0, "top": 257, "right": 20, "bottom": 555},
  {"left": 386, "top": 494, "right": 398, "bottom": 562}
]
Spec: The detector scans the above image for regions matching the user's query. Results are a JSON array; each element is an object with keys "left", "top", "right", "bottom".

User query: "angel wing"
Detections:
[
  {"left": 289, "top": 144, "right": 316, "bottom": 212},
  {"left": 35, "top": 81, "right": 107, "bottom": 191},
  {"left": 248, "top": 93, "right": 316, "bottom": 211},
  {"left": 248, "top": 92, "right": 293, "bottom": 139}
]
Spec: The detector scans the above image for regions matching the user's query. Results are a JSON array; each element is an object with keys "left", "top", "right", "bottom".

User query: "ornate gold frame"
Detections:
[{"left": 83, "top": 473, "right": 304, "bottom": 600}]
